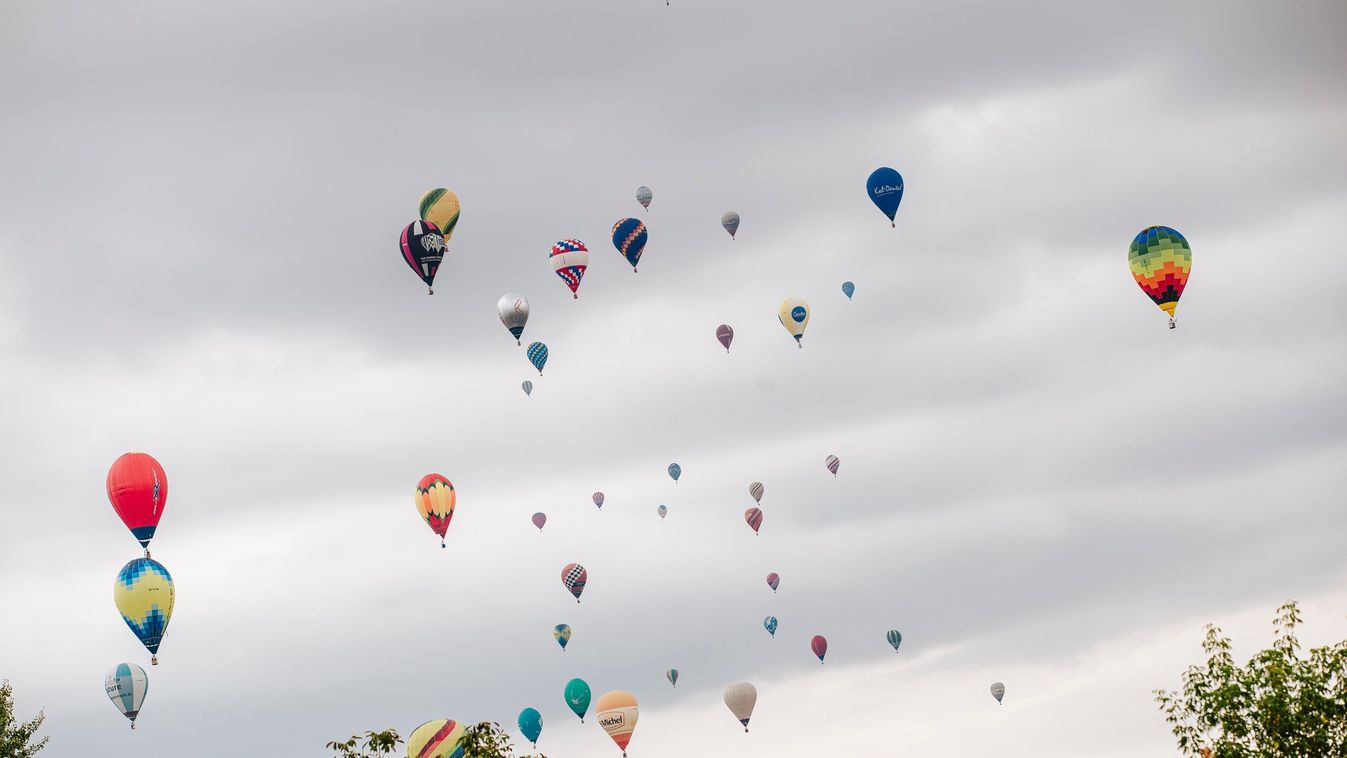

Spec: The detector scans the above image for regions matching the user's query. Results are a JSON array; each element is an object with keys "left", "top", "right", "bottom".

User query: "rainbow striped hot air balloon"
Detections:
[
  {"left": 408, "top": 718, "right": 466, "bottom": 758},
  {"left": 1129, "top": 226, "right": 1192, "bottom": 329}
]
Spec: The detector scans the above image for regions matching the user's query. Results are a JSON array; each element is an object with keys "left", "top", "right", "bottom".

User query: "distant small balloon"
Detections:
[
  {"left": 811, "top": 634, "right": 828, "bottom": 663},
  {"left": 886, "top": 629, "right": 903, "bottom": 652},
  {"left": 593, "top": 491, "right": 605, "bottom": 509},
  {"left": 668, "top": 463, "right": 681, "bottom": 482},
  {"left": 990, "top": 682, "right": 1006, "bottom": 704},
  {"left": 825, "top": 455, "right": 840, "bottom": 476},
  {"left": 766, "top": 572, "right": 779, "bottom": 592},
  {"left": 744, "top": 507, "right": 763, "bottom": 535},
  {"left": 527, "top": 342, "right": 549, "bottom": 375},
  {"left": 842, "top": 281, "right": 855, "bottom": 300},
  {"left": 763, "top": 616, "right": 778, "bottom": 638},
  {"left": 666, "top": 668, "right": 679, "bottom": 687},
  {"left": 496, "top": 293, "right": 530, "bottom": 344},
  {"left": 554, "top": 624, "right": 571, "bottom": 650},
  {"left": 716, "top": 324, "right": 734, "bottom": 352},
  {"left": 777, "top": 297, "right": 810, "bottom": 347},
  {"left": 721, "top": 211, "right": 740, "bottom": 239},
  {"left": 749, "top": 482, "right": 763, "bottom": 503},
  {"left": 562, "top": 563, "right": 587, "bottom": 602},
  {"left": 657, "top": 504, "right": 667, "bottom": 519},
  {"left": 532, "top": 512, "right": 547, "bottom": 531},
  {"left": 636, "top": 186, "right": 652, "bottom": 210},
  {"left": 522, "top": 380, "right": 533, "bottom": 397}
]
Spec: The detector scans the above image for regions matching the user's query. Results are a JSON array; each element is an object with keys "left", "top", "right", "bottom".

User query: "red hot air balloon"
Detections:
[
  {"left": 716, "top": 324, "right": 734, "bottom": 352},
  {"left": 811, "top": 635, "right": 828, "bottom": 663},
  {"left": 744, "top": 507, "right": 763, "bottom": 535},
  {"left": 766, "top": 572, "right": 780, "bottom": 592},
  {"left": 107, "top": 453, "right": 168, "bottom": 554}
]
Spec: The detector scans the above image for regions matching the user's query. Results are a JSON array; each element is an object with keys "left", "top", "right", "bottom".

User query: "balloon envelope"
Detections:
[
  {"left": 550, "top": 239, "right": 589, "bottom": 298},
  {"left": 749, "top": 482, "right": 763, "bottom": 503},
  {"left": 990, "top": 682, "right": 1006, "bottom": 703},
  {"left": 716, "top": 324, "right": 734, "bottom": 352},
  {"left": 721, "top": 211, "right": 740, "bottom": 238},
  {"left": 593, "top": 491, "right": 605, "bottom": 509},
  {"left": 766, "top": 572, "right": 779, "bottom": 592},
  {"left": 114, "top": 558, "right": 174, "bottom": 663},
  {"left": 866, "top": 167, "right": 904, "bottom": 226},
  {"left": 612, "top": 218, "right": 648, "bottom": 271},
  {"left": 887, "top": 629, "right": 903, "bottom": 652},
  {"left": 744, "top": 507, "right": 763, "bottom": 534},
  {"left": 554, "top": 624, "right": 571, "bottom": 650},
  {"left": 1129, "top": 226, "right": 1191, "bottom": 324},
  {"left": 763, "top": 616, "right": 777, "bottom": 637},
  {"left": 596, "top": 690, "right": 639, "bottom": 756},
  {"left": 668, "top": 463, "right": 681, "bottom": 482},
  {"left": 517, "top": 708, "right": 543, "bottom": 747},
  {"left": 657, "top": 504, "right": 667, "bottom": 519},
  {"left": 414, "top": 474, "right": 457, "bottom": 547},
  {"left": 532, "top": 512, "right": 547, "bottom": 531},
  {"left": 527, "top": 342, "right": 549, "bottom": 374},
  {"left": 496, "top": 293, "right": 530, "bottom": 343},
  {"left": 399, "top": 220, "right": 446, "bottom": 293},
  {"left": 562, "top": 563, "right": 587, "bottom": 602},
  {"left": 407, "top": 719, "right": 466, "bottom": 758},
  {"left": 418, "top": 188, "right": 461, "bottom": 242},
  {"left": 811, "top": 634, "right": 828, "bottom": 663},
  {"left": 666, "top": 668, "right": 679, "bottom": 687},
  {"left": 723, "top": 682, "right": 757, "bottom": 731},
  {"left": 842, "top": 281, "right": 855, "bottom": 300},
  {"left": 636, "top": 186, "right": 652, "bottom": 209},
  {"left": 105, "top": 662, "right": 148, "bottom": 728},
  {"left": 777, "top": 297, "right": 810, "bottom": 346},
  {"left": 565, "top": 678, "right": 592, "bottom": 722},
  {"left": 107, "top": 453, "right": 168, "bottom": 550},
  {"left": 825, "top": 455, "right": 840, "bottom": 476},
  {"left": 522, "top": 380, "right": 533, "bottom": 397}
]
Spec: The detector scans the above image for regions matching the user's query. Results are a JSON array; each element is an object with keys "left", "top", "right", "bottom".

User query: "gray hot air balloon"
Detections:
[
  {"left": 721, "top": 211, "right": 740, "bottom": 239},
  {"left": 522, "top": 380, "right": 533, "bottom": 397},
  {"left": 723, "top": 682, "right": 757, "bottom": 732},
  {"left": 496, "top": 293, "right": 530, "bottom": 345},
  {"left": 748, "top": 481, "right": 763, "bottom": 503},
  {"left": 990, "top": 682, "right": 1006, "bottom": 704},
  {"left": 636, "top": 186, "right": 653, "bottom": 210}
]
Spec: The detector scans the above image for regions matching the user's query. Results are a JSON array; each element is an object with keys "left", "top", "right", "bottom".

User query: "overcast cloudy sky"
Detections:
[{"left": 2, "top": 0, "right": 1346, "bottom": 756}]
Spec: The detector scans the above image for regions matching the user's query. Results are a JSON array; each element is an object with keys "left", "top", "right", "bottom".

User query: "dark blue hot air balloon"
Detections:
[{"left": 866, "top": 167, "right": 904, "bottom": 227}]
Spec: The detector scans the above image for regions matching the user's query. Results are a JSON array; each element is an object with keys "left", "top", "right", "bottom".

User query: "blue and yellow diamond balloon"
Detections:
[{"left": 114, "top": 557, "right": 174, "bottom": 665}]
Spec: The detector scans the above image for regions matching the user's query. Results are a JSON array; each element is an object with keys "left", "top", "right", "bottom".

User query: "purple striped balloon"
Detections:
[{"left": 825, "top": 455, "right": 840, "bottom": 476}]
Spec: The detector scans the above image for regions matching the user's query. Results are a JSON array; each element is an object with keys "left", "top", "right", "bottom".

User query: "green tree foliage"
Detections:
[
  {"left": 0, "top": 680, "right": 49, "bottom": 757},
  {"left": 326, "top": 729, "right": 401, "bottom": 758},
  {"left": 1155, "top": 600, "right": 1347, "bottom": 757}
]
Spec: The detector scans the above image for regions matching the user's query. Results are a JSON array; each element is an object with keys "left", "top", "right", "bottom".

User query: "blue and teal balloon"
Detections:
[
  {"left": 517, "top": 707, "right": 543, "bottom": 748},
  {"left": 666, "top": 668, "right": 679, "bottom": 687},
  {"left": 887, "top": 629, "right": 902, "bottom": 652},
  {"left": 527, "top": 342, "right": 549, "bottom": 375},
  {"left": 842, "top": 281, "right": 855, "bottom": 300},
  {"left": 104, "top": 662, "right": 148, "bottom": 729},
  {"left": 866, "top": 167, "right": 904, "bottom": 227},
  {"left": 565, "top": 678, "right": 592, "bottom": 722},
  {"left": 554, "top": 624, "right": 571, "bottom": 650},
  {"left": 612, "top": 218, "right": 648, "bottom": 272},
  {"left": 668, "top": 463, "right": 681, "bottom": 482},
  {"left": 763, "top": 616, "right": 778, "bottom": 638}
]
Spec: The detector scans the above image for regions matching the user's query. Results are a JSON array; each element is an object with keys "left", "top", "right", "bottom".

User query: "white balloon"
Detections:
[
  {"left": 723, "top": 682, "right": 757, "bottom": 732},
  {"left": 496, "top": 293, "right": 530, "bottom": 345}
]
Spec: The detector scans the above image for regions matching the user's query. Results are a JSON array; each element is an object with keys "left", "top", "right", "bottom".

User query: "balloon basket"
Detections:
[
  {"left": 151, "top": 656, "right": 158, "bottom": 666},
  {"left": 1169, "top": 318, "right": 1176, "bottom": 329},
  {"left": 428, "top": 288, "right": 434, "bottom": 295}
]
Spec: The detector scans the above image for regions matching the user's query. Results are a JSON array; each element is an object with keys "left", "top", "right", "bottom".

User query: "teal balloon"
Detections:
[
  {"left": 668, "top": 463, "right": 681, "bottom": 482},
  {"left": 527, "top": 342, "right": 549, "bottom": 374},
  {"left": 842, "top": 281, "right": 855, "bottom": 300},
  {"left": 666, "top": 668, "right": 679, "bottom": 687},
  {"left": 564, "top": 678, "right": 591, "bottom": 722},
  {"left": 517, "top": 707, "right": 543, "bottom": 747},
  {"left": 763, "top": 616, "right": 778, "bottom": 638},
  {"left": 887, "top": 629, "right": 902, "bottom": 652}
]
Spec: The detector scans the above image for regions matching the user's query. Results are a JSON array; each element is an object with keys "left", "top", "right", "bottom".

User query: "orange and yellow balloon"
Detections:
[
  {"left": 596, "top": 690, "right": 639, "bottom": 756},
  {"left": 407, "top": 719, "right": 466, "bottom": 758},
  {"left": 415, "top": 474, "right": 457, "bottom": 548}
]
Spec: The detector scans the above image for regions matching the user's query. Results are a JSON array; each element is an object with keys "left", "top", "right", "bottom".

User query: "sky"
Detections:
[{"left": 2, "top": 0, "right": 1346, "bottom": 755}]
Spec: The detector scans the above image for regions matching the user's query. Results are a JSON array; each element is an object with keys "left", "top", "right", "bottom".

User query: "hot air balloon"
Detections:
[
  {"left": 716, "top": 324, "right": 734, "bottom": 352},
  {"left": 763, "top": 616, "right": 778, "bottom": 638},
  {"left": 399, "top": 220, "right": 446, "bottom": 294},
  {"left": 414, "top": 474, "right": 456, "bottom": 548},
  {"left": 766, "top": 572, "right": 779, "bottom": 592},
  {"left": 866, "top": 167, "right": 904, "bottom": 227},
  {"left": 723, "top": 682, "right": 757, "bottom": 732},
  {"left": 668, "top": 463, "right": 681, "bottom": 483},
  {"left": 532, "top": 512, "right": 547, "bottom": 531},
  {"left": 636, "top": 186, "right": 652, "bottom": 210},
  {"left": 596, "top": 690, "right": 639, "bottom": 757},
  {"left": 744, "top": 507, "right": 763, "bottom": 535},
  {"left": 104, "top": 662, "right": 148, "bottom": 729},
  {"left": 527, "top": 342, "right": 548, "bottom": 375},
  {"left": 562, "top": 563, "right": 587, "bottom": 602},
  {"left": 825, "top": 455, "right": 840, "bottom": 476},
  {"left": 107, "top": 453, "right": 168, "bottom": 554},
  {"left": 657, "top": 504, "right": 667, "bottom": 519},
  {"left": 777, "top": 297, "right": 810, "bottom": 347},
  {"left": 522, "top": 380, "right": 533, "bottom": 397},
  {"left": 612, "top": 218, "right": 648, "bottom": 272},
  {"left": 517, "top": 708, "right": 543, "bottom": 749},
  {"left": 886, "top": 629, "right": 903, "bottom": 652},
  {"left": 550, "top": 239, "right": 589, "bottom": 299},
  {"left": 419, "top": 188, "right": 461, "bottom": 244},
  {"left": 554, "top": 624, "right": 571, "bottom": 650},
  {"left": 990, "top": 682, "right": 1006, "bottom": 704},
  {"left": 565, "top": 678, "right": 592, "bottom": 722},
  {"left": 114, "top": 557, "right": 174, "bottom": 665},
  {"left": 408, "top": 719, "right": 466, "bottom": 758},
  {"left": 1129, "top": 226, "right": 1192, "bottom": 329},
  {"left": 811, "top": 635, "right": 828, "bottom": 663},
  {"left": 593, "top": 492, "right": 605, "bottom": 509},
  {"left": 721, "top": 211, "right": 740, "bottom": 239},
  {"left": 496, "top": 293, "right": 530, "bottom": 344},
  {"left": 842, "top": 281, "right": 855, "bottom": 300},
  {"left": 666, "top": 669, "right": 679, "bottom": 687},
  {"left": 749, "top": 482, "right": 763, "bottom": 503}
]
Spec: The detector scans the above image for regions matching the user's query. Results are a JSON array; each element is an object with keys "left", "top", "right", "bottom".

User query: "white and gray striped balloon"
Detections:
[
  {"left": 748, "top": 481, "right": 763, "bottom": 503},
  {"left": 825, "top": 455, "right": 840, "bottom": 476},
  {"left": 721, "top": 211, "right": 740, "bottom": 239},
  {"left": 636, "top": 186, "right": 652, "bottom": 209},
  {"left": 990, "top": 681, "right": 1006, "bottom": 704}
]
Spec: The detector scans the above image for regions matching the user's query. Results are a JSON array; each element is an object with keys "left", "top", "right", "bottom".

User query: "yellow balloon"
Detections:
[
  {"left": 113, "top": 558, "right": 175, "bottom": 664},
  {"left": 418, "top": 188, "right": 461, "bottom": 243},
  {"left": 407, "top": 719, "right": 465, "bottom": 758},
  {"left": 777, "top": 297, "right": 810, "bottom": 346}
]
